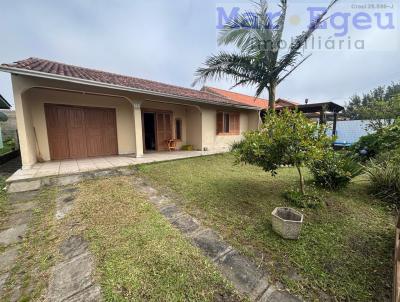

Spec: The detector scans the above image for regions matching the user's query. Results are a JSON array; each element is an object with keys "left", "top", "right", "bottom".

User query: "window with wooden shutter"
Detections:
[
  {"left": 175, "top": 118, "right": 182, "bottom": 140},
  {"left": 216, "top": 112, "right": 240, "bottom": 135},
  {"left": 230, "top": 113, "right": 240, "bottom": 134},
  {"left": 216, "top": 112, "right": 223, "bottom": 134}
]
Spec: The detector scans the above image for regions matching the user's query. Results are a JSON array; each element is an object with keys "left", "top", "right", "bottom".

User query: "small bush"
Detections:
[
  {"left": 4, "top": 138, "right": 15, "bottom": 149},
  {"left": 181, "top": 145, "right": 193, "bottom": 151},
  {"left": 366, "top": 158, "right": 400, "bottom": 204},
  {"left": 351, "top": 118, "right": 400, "bottom": 160},
  {"left": 308, "top": 152, "right": 363, "bottom": 190},
  {"left": 283, "top": 189, "right": 323, "bottom": 209}
]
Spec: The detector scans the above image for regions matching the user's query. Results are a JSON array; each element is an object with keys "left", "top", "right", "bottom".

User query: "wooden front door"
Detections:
[
  {"left": 45, "top": 104, "right": 118, "bottom": 160},
  {"left": 156, "top": 112, "right": 172, "bottom": 151}
]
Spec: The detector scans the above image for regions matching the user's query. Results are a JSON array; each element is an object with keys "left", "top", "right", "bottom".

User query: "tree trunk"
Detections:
[
  {"left": 268, "top": 81, "right": 277, "bottom": 110},
  {"left": 296, "top": 165, "right": 305, "bottom": 195}
]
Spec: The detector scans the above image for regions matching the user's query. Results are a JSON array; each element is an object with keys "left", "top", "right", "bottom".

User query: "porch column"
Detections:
[
  {"left": 131, "top": 101, "right": 143, "bottom": 158},
  {"left": 12, "top": 76, "right": 37, "bottom": 169}
]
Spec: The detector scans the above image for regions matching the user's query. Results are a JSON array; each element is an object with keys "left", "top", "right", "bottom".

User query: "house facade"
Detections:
[{"left": 0, "top": 58, "right": 261, "bottom": 169}]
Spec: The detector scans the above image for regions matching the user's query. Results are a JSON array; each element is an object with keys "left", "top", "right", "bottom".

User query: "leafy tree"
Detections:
[
  {"left": 358, "top": 96, "right": 400, "bottom": 131},
  {"left": 193, "top": 0, "right": 338, "bottom": 109},
  {"left": 232, "top": 109, "right": 333, "bottom": 194},
  {"left": 344, "top": 82, "right": 400, "bottom": 130}
]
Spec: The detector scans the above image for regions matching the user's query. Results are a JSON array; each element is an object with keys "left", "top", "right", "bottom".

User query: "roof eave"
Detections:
[{"left": 0, "top": 66, "right": 259, "bottom": 111}]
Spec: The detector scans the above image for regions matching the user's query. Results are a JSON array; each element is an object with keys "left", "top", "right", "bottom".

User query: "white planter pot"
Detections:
[{"left": 271, "top": 207, "right": 304, "bottom": 240}]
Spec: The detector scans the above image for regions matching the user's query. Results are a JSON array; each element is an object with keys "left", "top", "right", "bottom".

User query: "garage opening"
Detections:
[{"left": 45, "top": 104, "right": 118, "bottom": 160}]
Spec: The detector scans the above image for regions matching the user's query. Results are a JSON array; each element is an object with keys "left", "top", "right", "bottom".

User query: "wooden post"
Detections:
[
  {"left": 319, "top": 109, "right": 326, "bottom": 124},
  {"left": 332, "top": 112, "right": 338, "bottom": 136}
]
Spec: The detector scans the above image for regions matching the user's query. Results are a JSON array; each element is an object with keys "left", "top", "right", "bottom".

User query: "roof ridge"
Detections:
[{"left": 8, "top": 58, "right": 236, "bottom": 101}]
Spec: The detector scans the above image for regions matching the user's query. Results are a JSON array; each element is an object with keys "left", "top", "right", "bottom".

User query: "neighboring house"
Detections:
[
  {"left": 0, "top": 94, "right": 11, "bottom": 109},
  {"left": 0, "top": 58, "right": 260, "bottom": 169},
  {"left": 0, "top": 110, "right": 17, "bottom": 141},
  {"left": 201, "top": 86, "right": 298, "bottom": 109},
  {"left": 0, "top": 94, "right": 12, "bottom": 149}
]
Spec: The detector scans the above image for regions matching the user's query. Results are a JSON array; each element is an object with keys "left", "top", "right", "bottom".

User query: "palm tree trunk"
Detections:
[
  {"left": 296, "top": 165, "right": 305, "bottom": 195},
  {"left": 268, "top": 81, "right": 277, "bottom": 110}
]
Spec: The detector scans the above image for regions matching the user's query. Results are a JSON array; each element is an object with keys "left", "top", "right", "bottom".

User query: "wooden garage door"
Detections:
[{"left": 45, "top": 104, "right": 118, "bottom": 160}]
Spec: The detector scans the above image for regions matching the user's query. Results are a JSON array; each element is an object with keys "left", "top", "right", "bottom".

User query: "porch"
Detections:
[{"left": 6, "top": 151, "right": 221, "bottom": 184}]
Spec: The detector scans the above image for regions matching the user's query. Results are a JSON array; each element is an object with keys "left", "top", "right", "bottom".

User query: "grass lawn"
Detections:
[
  {"left": 0, "top": 186, "right": 58, "bottom": 301},
  {"left": 0, "top": 144, "right": 13, "bottom": 156},
  {"left": 69, "top": 177, "right": 243, "bottom": 301},
  {"left": 138, "top": 153, "right": 395, "bottom": 301},
  {"left": 0, "top": 177, "right": 7, "bottom": 220},
  {"left": 1, "top": 176, "right": 243, "bottom": 301}
]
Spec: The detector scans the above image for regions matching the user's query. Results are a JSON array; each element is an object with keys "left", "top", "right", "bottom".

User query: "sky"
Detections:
[{"left": 0, "top": 0, "right": 399, "bottom": 108}]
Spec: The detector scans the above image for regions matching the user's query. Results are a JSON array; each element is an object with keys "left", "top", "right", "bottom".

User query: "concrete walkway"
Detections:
[
  {"left": 7, "top": 151, "right": 222, "bottom": 183},
  {"left": 131, "top": 176, "right": 301, "bottom": 302}
]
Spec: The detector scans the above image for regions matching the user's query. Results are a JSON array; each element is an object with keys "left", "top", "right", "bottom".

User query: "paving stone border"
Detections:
[
  {"left": 131, "top": 176, "right": 302, "bottom": 302},
  {"left": 7, "top": 167, "right": 136, "bottom": 194},
  {"left": 0, "top": 190, "right": 40, "bottom": 299},
  {"left": 47, "top": 186, "right": 102, "bottom": 302}
]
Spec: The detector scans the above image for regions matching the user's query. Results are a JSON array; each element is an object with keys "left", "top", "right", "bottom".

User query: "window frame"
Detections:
[
  {"left": 175, "top": 118, "right": 182, "bottom": 141},
  {"left": 216, "top": 112, "right": 240, "bottom": 135}
]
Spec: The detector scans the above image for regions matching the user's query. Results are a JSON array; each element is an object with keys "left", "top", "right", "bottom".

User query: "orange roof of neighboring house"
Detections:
[{"left": 202, "top": 86, "right": 299, "bottom": 109}]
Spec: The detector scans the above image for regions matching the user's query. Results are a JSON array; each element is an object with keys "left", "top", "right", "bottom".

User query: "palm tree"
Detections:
[{"left": 193, "top": 0, "right": 339, "bottom": 109}]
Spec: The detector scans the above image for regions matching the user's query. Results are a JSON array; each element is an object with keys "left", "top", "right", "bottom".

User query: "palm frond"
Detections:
[
  {"left": 277, "top": 54, "right": 312, "bottom": 84},
  {"left": 192, "top": 52, "right": 259, "bottom": 87},
  {"left": 274, "top": 0, "right": 339, "bottom": 76},
  {"left": 218, "top": 0, "right": 275, "bottom": 54}
]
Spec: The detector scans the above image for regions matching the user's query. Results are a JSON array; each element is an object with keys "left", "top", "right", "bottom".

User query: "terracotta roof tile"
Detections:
[
  {"left": 202, "top": 86, "right": 299, "bottom": 109},
  {"left": 1, "top": 58, "right": 259, "bottom": 109}
]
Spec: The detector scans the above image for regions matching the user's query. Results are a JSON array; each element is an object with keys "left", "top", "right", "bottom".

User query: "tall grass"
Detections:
[{"left": 366, "top": 159, "right": 400, "bottom": 204}]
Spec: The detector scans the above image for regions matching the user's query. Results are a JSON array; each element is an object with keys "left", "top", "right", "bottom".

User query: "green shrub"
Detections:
[
  {"left": 232, "top": 109, "right": 333, "bottom": 194},
  {"left": 283, "top": 189, "right": 323, "bottom": 209},
  {"left": 181, "top": 145, "right": 193, "bottom": 151},
  {"left": 351, "top": 118, "right": 400, "bottom": 160},
  {"left": 4, "top": 138, "right": 15, "bottom": 149},
  {"left": 308, "top": 151, "right": 363, "bottom": 190},
  {"left": 375, "top": 146, "right": 400, "bottom": 164},
  {"left": 366, "top": 157, "right": 400, "bottom": 204}
]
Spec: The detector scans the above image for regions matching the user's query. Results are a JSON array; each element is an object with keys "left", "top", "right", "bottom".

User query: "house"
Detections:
[
  {"left": 0, "top": 94, "right": 17, "bottom": 142},
  {"left": 201, "top": 86, "right": 298, "bottom": 109},
  {"left": 0, "top": 109, "right": 17, "bottom": 141},
  {"left": 0, "top": 58, "right": 261, "bottom": 169},
  {"left": 0, "top": 94, "right": 11, "bottom": 149},
  {"left": 0, "top": 94, "right": 11, "bottom": 109}
]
